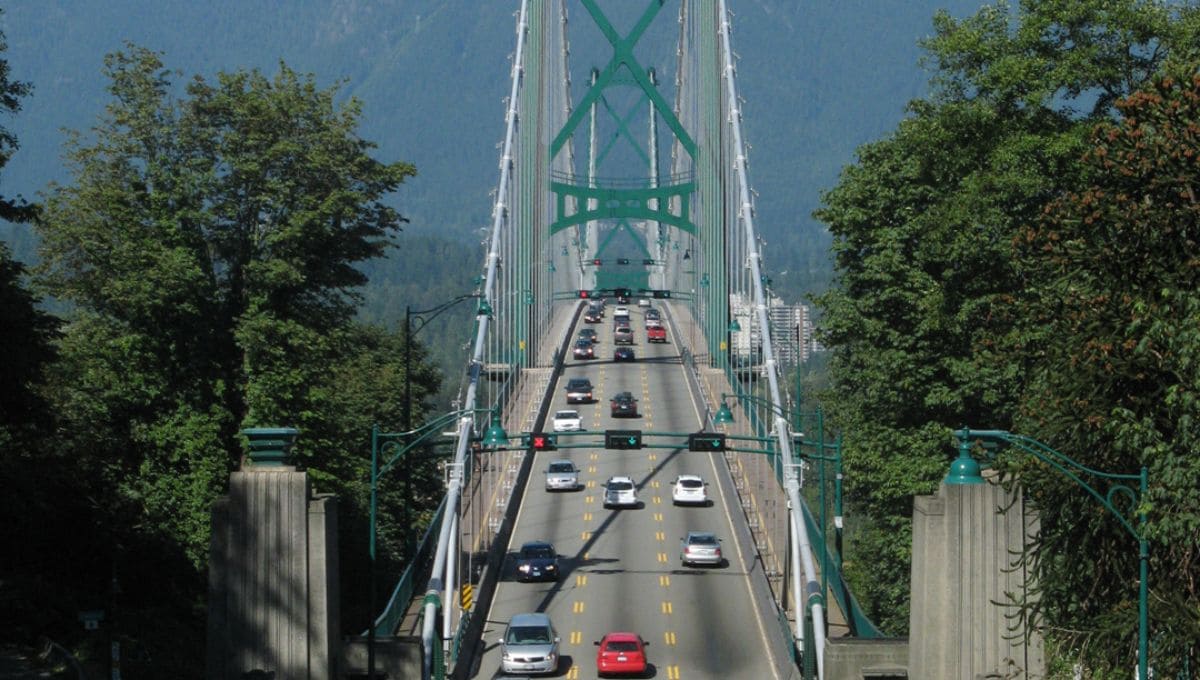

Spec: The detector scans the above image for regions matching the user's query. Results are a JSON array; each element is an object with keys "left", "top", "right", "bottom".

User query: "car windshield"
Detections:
[
  {"left": 555, "top": 411, "right": 578, "bottom": 419},
  {"left": 521, "top": 546, "right": 555, "bottom": 559},
  {"left": 679, "top": 479, "right": 703, "bottom": 489},
  {"left": 549, "top": 462, "right": 575, "bottom": 473},
  {"left": 575, "top": 340, "right": 591, "bottom": 347},
  {"left": 606, "top": 641, "right": 640, "bottom": 652},
  {"left": 608, "top": 480, "right": 633, "bottom": 491},
  {"left": 507, "top": 625, "right": 551, "bottom": 644},
  {"left": 567, "top": 379, "right": 591, "bottom": 390},
  {"left": 689, "top": 534, "right": 717, "bottom": 546}
]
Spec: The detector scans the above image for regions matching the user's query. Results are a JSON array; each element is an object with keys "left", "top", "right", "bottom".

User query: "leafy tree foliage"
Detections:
[
  {"left": 0, "top": 20, "right": 53, "bottom": 444},
  {"left": 29, "top": 45, "right": 421, "bottom": 668},
  {"left": 0, "top": 21, "right": 72, "bottom": 651},
  {"left": 814, "top": 3, "right": 1200, "bottom": 668},
  {"left": 1011, "top": 69, "right": 1200, "bottom": 672}
]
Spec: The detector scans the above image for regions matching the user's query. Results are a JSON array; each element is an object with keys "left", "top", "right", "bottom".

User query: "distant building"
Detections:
[{"left": 728, "top": 293, "right": 816, "bottom": 367}]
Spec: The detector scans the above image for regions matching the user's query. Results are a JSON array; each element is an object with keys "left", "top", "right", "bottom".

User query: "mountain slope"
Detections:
[{"left": 0, "top": 0, "right": 986, "bottom": 302}]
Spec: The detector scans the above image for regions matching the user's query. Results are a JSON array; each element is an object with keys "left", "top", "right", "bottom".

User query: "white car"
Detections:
[
  {"left": 671, "top": 475, "right": 708, "bottom": 505},
  {"left": 603, "top": 476, "right": 638, "bottom": 508},
  {"left": 638, "top": 298, "right": 651, "bottom": 308},
  {"left": 613, "top": 306, "right": 631, "bottom": 321},
  {"left": 551, "top": 409, "right": 582, "bottom": 432}
]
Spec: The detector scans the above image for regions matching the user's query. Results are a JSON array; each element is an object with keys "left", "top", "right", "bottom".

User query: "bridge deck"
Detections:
[
  {"left": 393, "top": 301, "right": 581, "bottom": 638},
  {"left": 667, "top": 300, "right": 852, "bottom": 640}
]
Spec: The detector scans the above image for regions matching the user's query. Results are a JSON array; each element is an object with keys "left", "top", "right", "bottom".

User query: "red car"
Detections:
[{"left": 594, "top": 632, "right": 647, "bottom": 677}]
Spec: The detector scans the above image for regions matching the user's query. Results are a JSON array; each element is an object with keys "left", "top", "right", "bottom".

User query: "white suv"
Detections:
[
  {"left": 671, "top": 474, "right": 708, "bottom": 505},
  {"left": 603, "top": 476, "right": 638, "bottom": 508}
]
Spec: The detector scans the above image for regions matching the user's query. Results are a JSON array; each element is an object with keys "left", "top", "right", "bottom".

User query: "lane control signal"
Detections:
[
  {"left": 526, "top": 432, "right": 558, "bottom": 451},
  {"left": 687, "top": 432, "right": 727, "bottom": 452},
  {"left": 604, "top": 429, "right": 642, "bottom": 450}
]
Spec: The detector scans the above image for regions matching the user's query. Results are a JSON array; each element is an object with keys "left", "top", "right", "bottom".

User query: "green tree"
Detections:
[
  {"left": 1012, "top": 69, "right": 1200, "bottom": 673},
  {"left": 0, "top": 19, "right": 52, "bottom": 444},
  {"left": 814, "top": 0, "right": 1199, "bottom": 650},
  {"left": 33, "top": 47, "right": 419, "bottom": 666},
  {"left": 0, "top": 20, "right": 74, "bottom": 648}
]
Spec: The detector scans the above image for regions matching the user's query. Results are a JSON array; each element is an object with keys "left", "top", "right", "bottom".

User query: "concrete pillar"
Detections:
[
  {"left": 206, "top": 429, "right": 341, "bottom": 680},
  {"left": 908, "top": 478, "right": 1044, "bottom": 679}
]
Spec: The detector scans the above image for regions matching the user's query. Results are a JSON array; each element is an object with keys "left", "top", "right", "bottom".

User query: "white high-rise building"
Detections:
[{"left": 728, "top": 293, "right": 814, "bottom": 367}]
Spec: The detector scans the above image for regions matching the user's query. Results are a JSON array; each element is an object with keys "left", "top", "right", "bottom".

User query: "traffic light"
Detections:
[
  {"left": 592, "top": 258, "right": 602, "bottom": 266},
  {"left": 527, "top": 432, "right": 557, "bottom": 451},
  {"left": 617, "top": 258, "right": 630, "bottom": 265},
  {"left": 643, "top": 258, "right": 655, "bottom": 265},
  {"left": 578, "top": 290, "right": 590, "bottom": 298},
  {"left": 687, "top": 432, "right": 727, "bottom": 452},
  {"left": 652, "top": 290, "right": 672, "bottom": 299},
  {"left": 605, "top": 429, "right": 642, "bottom": 450}
]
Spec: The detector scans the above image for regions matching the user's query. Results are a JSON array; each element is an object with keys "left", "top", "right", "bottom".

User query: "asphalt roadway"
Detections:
[{"left": 470, "top": 304, "right": 782, "bottom": 680}]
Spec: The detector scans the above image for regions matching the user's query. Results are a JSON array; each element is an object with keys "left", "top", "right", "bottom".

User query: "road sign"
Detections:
[
  {"left": 687, "top": 432, "right": 727, "bottom": 452},
  {"left": 605, "top": 429, "right": 642, "bottom": 450}
]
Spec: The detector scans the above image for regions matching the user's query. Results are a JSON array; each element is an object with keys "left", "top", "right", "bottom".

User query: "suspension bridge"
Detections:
[{"left": 206, "top": 2, "right": 1046, "bottom": 679}]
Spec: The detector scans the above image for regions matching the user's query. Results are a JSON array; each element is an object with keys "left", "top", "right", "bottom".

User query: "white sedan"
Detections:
[
  {"left": 551, "top": 409, "right": 583, "bottom": 432},
  {"left": 671, "top": 475, "right": 708, "bottom": 505}
]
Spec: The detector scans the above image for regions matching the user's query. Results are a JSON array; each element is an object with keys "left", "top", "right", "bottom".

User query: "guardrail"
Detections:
[{"left": 370, "top": 496, "right": 447, "bottom": 636}]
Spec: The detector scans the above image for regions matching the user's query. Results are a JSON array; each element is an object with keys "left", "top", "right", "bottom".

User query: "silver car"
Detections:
[
  {"left": 680, "top": 531, "right": 723, "bottom": 567},
  {"left": 498, "top": 612, "right": 560, "bottom": 675},
  {"left": 545, "top": 460, "right": 580, "bottom": 491},
  {"left": 603, "top": 476, "right": 638, "bottom": 508}
]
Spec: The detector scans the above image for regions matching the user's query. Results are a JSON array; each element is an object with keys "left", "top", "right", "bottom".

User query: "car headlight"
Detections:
[
  {"left": 546, "top": 564, "right": 557, "bottom": 571},
  {"left": 518, "top": 564, "right": 530, "bottom": 573}
]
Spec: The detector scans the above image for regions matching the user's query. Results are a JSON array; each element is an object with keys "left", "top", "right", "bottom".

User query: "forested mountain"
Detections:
[{"left": 1, "top": 0, "right": 986, "bottom": 304}]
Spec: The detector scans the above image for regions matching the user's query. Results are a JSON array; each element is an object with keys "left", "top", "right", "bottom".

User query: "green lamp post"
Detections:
[
  {"left": 367, "top": 408, "right": 508, "bottom": 679},
  {"left": 947, "top": 428, "right": 1150, "bottom": 679}
]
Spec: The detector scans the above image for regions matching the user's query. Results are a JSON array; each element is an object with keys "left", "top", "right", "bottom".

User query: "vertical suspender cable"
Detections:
[
  {"left": 715, "top": 1, "right": 826, "bottom": 676},
  {"left": 422, "top": 2, "right": 530, "bottom": 678}
]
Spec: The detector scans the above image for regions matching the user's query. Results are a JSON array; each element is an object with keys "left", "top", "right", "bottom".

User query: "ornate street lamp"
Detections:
[
  {"left": 367, "top": 408, "right": 508, "bottom": 679},
  {"left": 947, "top": 428, "right": 1151, "bottom": 679}
]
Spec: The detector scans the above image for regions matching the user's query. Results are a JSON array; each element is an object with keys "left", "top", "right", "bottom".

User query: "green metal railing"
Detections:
[{"left": 370, "top": 496, "right": 447, "bottom": 636}]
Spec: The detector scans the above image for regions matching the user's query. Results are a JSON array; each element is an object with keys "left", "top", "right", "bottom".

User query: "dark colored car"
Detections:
[
  {"left": 579, "top": 328, "right": 599, "bottom": 344},
  {"left": 565, "top": 377, "right": 594, "bottom": 403},
  {"left": 584, "top": 310, "right": 602, "bottom": 323},
  {"left": 613, "top": 347, "right": 635, "bottom": 362},
  {"left": 515, "top": 540, "right": 560, "bottom": 582},
  {"left": 573, "top": 339, "right": 595, "bottom": 359},
  {"left": 610, "top": 391, "right": 639, "bottom": 418}
]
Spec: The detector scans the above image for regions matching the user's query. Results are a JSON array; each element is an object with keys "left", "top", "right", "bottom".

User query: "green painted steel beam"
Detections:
[
  {"left": 596, "top": 92, "right": 651, "bottom": 168},
  {"left": 550, "top": 181, "right": 695, "bottom": 234},
  {"left": 550, "top": 0, "right": 695, "bottom": 159}
]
